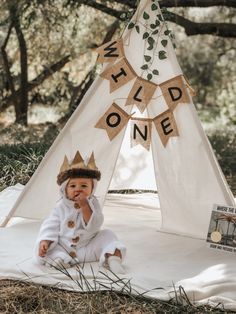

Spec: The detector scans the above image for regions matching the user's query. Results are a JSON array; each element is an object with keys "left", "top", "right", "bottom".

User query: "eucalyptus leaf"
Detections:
[
  {"left": 143, "top": 12, "right": 150, "bottom": 20},
  {"left": 141, "top": 64, "right": 148, "bottom": 70},
  {"left": 155, "top": 19, "right": 160, "bottom": 26},
  {"left": 143, "top": 32, "right": 149, "bottom": 39},
  {"left": 151, "top": 3, "right": 158, "bottom": 10},
  {"left": 150, "top": 24, "right": 157, "bottom": 29},
  {"left": 128, "top": 22, "right": 135, "bottom": 29},
  {"left": 147, "top": 45, "right": 154, "bottom": 51},
  {"left": 164, "top": 29, "right": 171, "bottom": 36},
  {"left": 147, "top": 36, "right": 154, "bottom": 45},
  {"left": 159, "top": 50, "right": 167, "bottom": 60},
  {"left": 147, "top": 73, "right": 153, "bottom": 81},
  {"left": 135, "top": 25, "right": 140, "bottom": 33},
  {"left": 161, "top": 39, "right": 168, "bottom": 47},
  {"left": 152, "top": 29, "right": 159, "bottom": 35},
  {"left": 152, "top": 69, "right": 159, "bottom": 75},
  {"left": 157, "top": 14, "right": 163, "bottom": 21},
  {"left": 144, "top": 55, "right": 151, "bottom": 62}
]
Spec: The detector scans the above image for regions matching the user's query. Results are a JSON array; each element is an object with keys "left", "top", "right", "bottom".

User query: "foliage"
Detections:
[
  {"left": 0, "top": 123, "right": 59, "bottom": 191},
  {"left": 0, "top": 1, "right": 117, "bottom": 120},
  {"left": 172, "top": 7, "right": 236, "bottom": 124},
  {"left": 207, "top": 126, "right": 236, "bottom": 193},
  {"left": 0, "top": 125, "right": 235, "bottom": 195},
  {"left": 0, "top": 2, "right": 235, "bottom": 125},
  {"left": 127, "top": 4, "right": 173, "bottom": 81}
]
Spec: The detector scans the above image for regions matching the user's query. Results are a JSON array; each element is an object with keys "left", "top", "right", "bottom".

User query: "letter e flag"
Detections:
[
  {"left": 100, "top": 58, "right": 136, "bottom": 93},
  {"left": 153, "top": 109, "right": 179, "bottom": 147},
  {"left": 160, "top": 75, "right": 191, "bottom": 111},
  {"left": 95, "top": 103, "right": 130, "bottom": 140}
]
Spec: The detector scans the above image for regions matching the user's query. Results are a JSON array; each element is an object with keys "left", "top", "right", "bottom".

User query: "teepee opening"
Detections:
[{"left": 109, "top": 118, "right": 157, "bottom": 193}]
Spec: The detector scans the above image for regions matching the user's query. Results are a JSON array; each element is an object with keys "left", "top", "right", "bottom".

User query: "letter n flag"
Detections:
[
  {"left": 95, "top": 103, "right": 130, "bottom": 140},
  {"left": 130, "top": 118, "right": 152, "bottom": 151}
]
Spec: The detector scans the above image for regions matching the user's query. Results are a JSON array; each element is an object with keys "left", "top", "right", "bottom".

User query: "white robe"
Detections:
[{"left": 35, "top": 190, "right": 126, "bottom": 266}]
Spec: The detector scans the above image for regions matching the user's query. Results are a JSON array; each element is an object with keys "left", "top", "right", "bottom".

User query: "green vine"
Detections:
[{"left": 127, "top": 0, "right": 175, "bottom": 81}]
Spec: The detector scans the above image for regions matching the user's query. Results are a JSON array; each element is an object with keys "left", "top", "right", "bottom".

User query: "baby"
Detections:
[{"left": 35, "top": 151, "right": 126, "bottom": 273}]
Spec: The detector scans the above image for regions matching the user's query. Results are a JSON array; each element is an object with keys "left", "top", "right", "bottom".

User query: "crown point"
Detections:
[
  {"left": 71, "top": 150, "right": 85, "bottom": 169},
  {"left": 87, "top": 152, "right": 98, "bottom": 170},
  {"left": 60, "top": 155, "right": 69, "bottom": 173}
]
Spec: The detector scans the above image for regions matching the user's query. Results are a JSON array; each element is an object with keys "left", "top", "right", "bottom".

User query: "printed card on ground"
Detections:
[{"left": 206, "top": 204, "right": 236, "bottom": 253}]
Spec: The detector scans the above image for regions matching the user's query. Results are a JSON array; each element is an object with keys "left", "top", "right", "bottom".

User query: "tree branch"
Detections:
[
  {"left": 165, "top": 11, "right": 236, "bottom": 37},
  {"left": 81, "top": 0, "right": 126, "bottom": 20},
  {"left": 28, "top": 55, "right": 70, "bottom": 88},
  {"left": 0, "top": 55, "right": 70, "bottom": 112},
  {"left": 159, "top": 0, "right": 236, "bottom": 9},
  {"left": 113, "top": 0, "right": 236, "bottom": 9},
  {"left": 80, "top": 1, "right": 236, "bottom": 37}
]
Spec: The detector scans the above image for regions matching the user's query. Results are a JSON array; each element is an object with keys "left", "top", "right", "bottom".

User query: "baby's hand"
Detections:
[
  {"left": 39, "top": 240, "right": 52, "bottom": 257},
  {"left": 74, "top": 192, "right": 88, "bottom": 208}
]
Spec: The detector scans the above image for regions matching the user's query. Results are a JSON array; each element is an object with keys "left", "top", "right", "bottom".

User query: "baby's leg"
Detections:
[
  {"left": 35, "top": 244, "right": 73, "bottom": 267},
  {"left": 77, "top": 229, "right": 126, "bottom": 272}
]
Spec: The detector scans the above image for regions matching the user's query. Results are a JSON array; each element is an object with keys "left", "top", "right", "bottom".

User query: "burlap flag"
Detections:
[
  {"left": 126, "top": 77, "right": 157, "bottom": 113},
  {"left": 160, "top": 75, "right": 191, "bottom": 111},
  {"left": 130, "top": 118, "right": 152, "bottom": 151},
  {"left": 100, "top": 58, "right": 136, "bottom": 93},
  {"left": 96, "top": 38, "right": 124, "bottom": 63},
  {"left": 183, "top": 75, "right": 196, "bottom": 97},
  {"left": 153, "top": 109, "right": 179, "bottom": 147},
  {"left": 95, "top": 103, "right": 130, "bottom": 140}
]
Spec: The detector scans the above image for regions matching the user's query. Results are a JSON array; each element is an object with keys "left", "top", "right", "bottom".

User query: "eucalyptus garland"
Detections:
[{"left": 127, "top": 0, "right": 175, "bottom": 81}]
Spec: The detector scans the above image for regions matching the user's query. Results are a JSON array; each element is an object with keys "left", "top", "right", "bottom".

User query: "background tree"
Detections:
[{"left": 0, "top": 0, "right": 235, "bottom": 125}]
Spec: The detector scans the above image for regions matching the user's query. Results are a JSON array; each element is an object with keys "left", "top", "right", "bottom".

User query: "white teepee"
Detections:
[{"left": 1, "top": 0, "right": 235, "bottom": 240}]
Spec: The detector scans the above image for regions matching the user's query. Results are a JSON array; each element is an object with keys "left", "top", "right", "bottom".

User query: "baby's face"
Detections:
[{"left": 66, "top": 178, "right": 93, "bottom": 201}]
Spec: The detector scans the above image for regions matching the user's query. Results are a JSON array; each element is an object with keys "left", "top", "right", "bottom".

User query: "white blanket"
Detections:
[{"left": 1, "top": 191, "right": 236, "bottom": 310}]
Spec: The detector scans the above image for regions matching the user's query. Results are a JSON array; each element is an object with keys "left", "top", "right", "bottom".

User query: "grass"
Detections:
[{"left": 0, "top": 278, "right": 233, "bottom": 314}]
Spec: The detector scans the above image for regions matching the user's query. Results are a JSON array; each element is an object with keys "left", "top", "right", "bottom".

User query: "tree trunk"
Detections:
[{"left": 12, "top": 11, "right": 28, "bottom": 125}]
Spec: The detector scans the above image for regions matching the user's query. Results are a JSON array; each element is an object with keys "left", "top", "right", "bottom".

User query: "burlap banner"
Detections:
[
  {"left": 95, "top": 103, "right": 130, "bottom": 140},
  {"left": 126, "top": 77, "right": 157, "bottom": 113},
  {"left": 100, "top": 58, "right": 136, "bottom": 93},
  {"left": 153, "top": 109, "right": 179, "bottom": 147},
  {"left": 130, "top": 117, "right": 152, "bottom": 151},
  {"left": 96, "top": 39, "right": 124, "bottom": 64},
  {"left": 160, "top": 75, "right": 191, "bottom": 111}
]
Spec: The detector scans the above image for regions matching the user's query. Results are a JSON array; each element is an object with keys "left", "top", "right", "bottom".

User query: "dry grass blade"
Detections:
[{"left": 0, "top": 278, "right": 233, "bottom": 314}]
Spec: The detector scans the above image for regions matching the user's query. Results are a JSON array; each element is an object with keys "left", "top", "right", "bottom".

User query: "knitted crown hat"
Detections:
[{"left": 57, "top": 151, "right": 101, "bottom": 185}]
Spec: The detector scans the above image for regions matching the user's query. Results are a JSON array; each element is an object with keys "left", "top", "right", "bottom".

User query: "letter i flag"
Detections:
[
  {"left": 160, "top": 75, "right": 191, "bottom": 111},
  {"left": 100, "top": 58, "right": 136, "bottom": 93},
  {"left": 95, "top": 103, "right": 130, "bottom": 140}
]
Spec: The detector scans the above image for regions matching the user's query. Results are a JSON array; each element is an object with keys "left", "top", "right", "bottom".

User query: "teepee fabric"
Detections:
[{"left": 1, "top": 0, "right": 235, "bottom": 241}]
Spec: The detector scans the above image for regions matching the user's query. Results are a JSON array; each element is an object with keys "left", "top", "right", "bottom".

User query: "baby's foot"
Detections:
[{"left": 108, "top": 256, "right": 125, "bottom": 274}]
